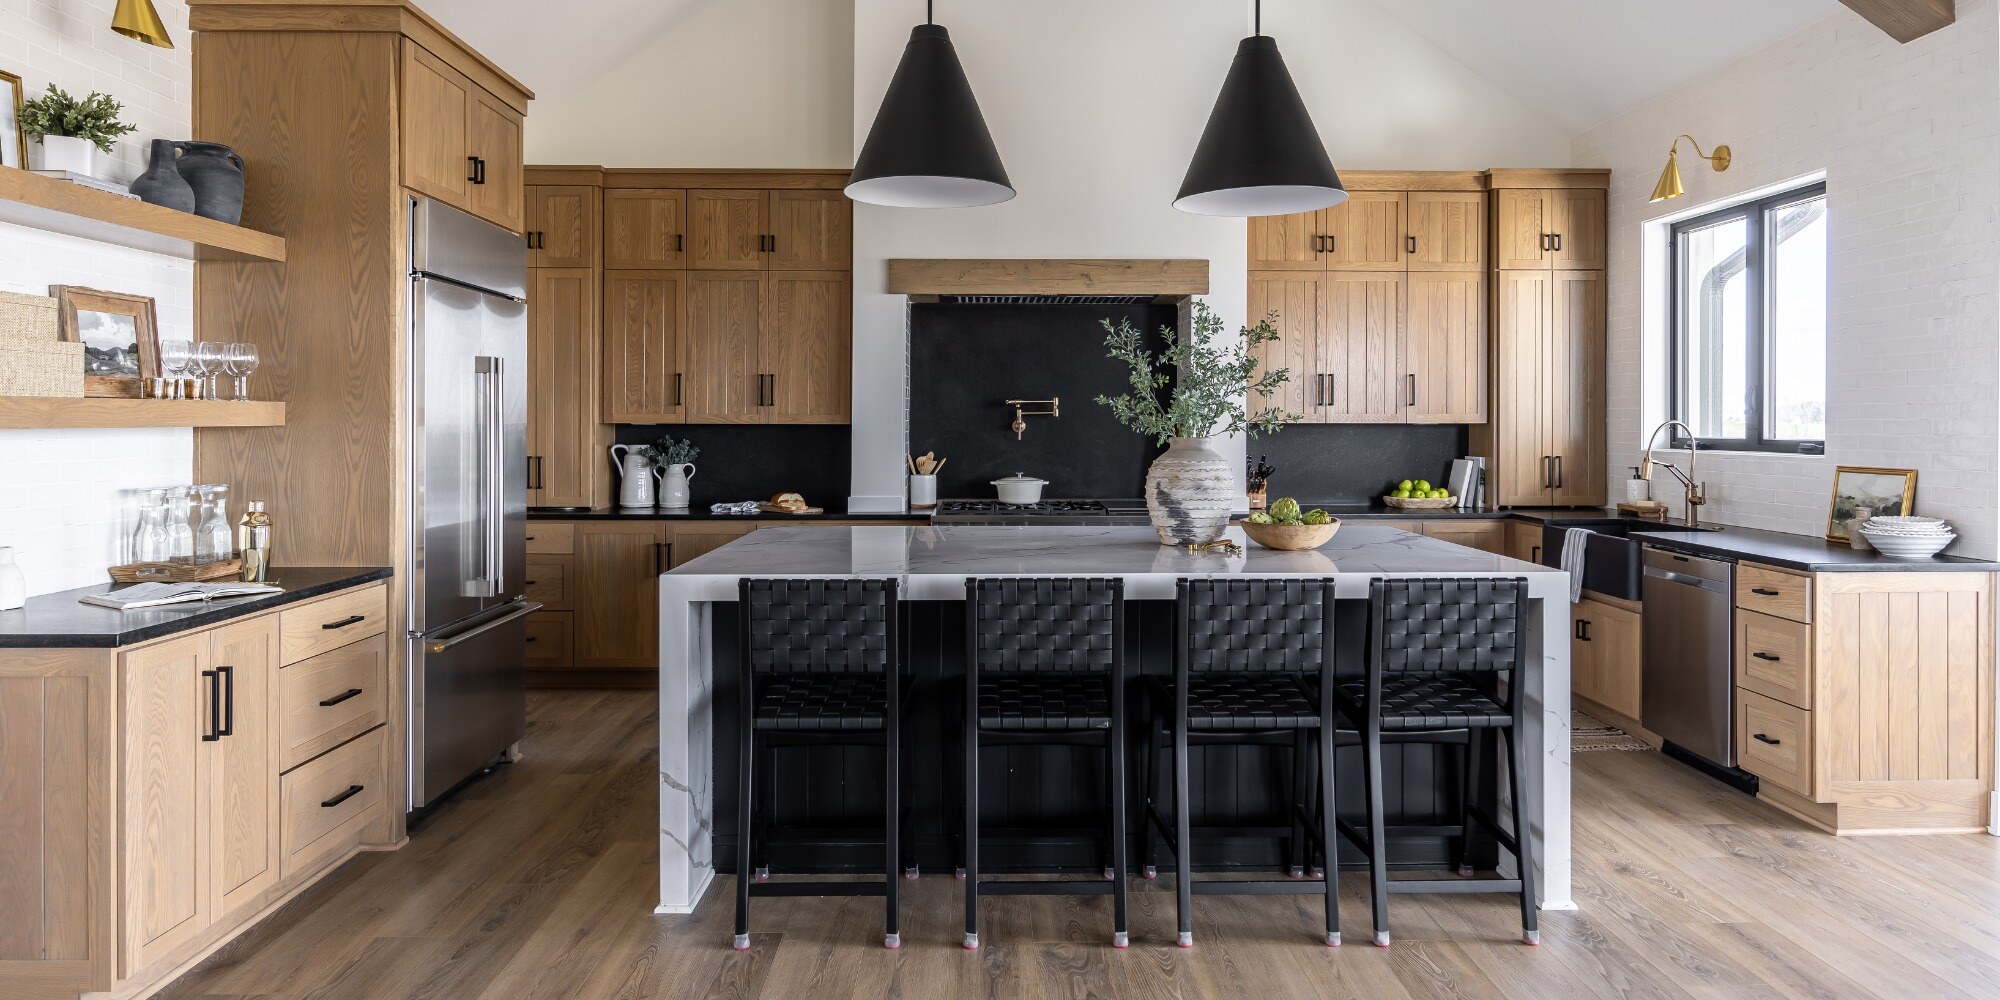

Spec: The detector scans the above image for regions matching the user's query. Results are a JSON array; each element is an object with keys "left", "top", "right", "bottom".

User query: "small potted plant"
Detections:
[
  {"left": 1096, "top": 302, "right": 1299, "bottom": 545},
  {"left": 19, "top": 84, "right": 137, "bottom": 176}
]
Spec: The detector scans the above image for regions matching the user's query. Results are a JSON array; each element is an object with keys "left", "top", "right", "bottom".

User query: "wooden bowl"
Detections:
[
  {"left": 1382, "top": 494, "right": 1456, "bottom": 509},
  {"left": 1238, "top": 519, "right": 1341, "bottom": 551}
]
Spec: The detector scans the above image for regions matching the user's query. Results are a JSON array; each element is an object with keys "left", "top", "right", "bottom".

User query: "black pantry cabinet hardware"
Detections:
[
  {"left": 322, "top": 614, "right": 366, "bottom": 630},
  {"left": 1751, "top": 733, "right": 1781, "bottom": 746},
  {"left": 319, "top": 688, "right": 365, "bottom": 708},
  {"left": 202, "top": 668, "right": 223, "bottom": 741},
  {"left": 321, "top": 785, "right": 365, "bottom": 808},
  {"left": 1751, "top": 587, "right": 1780, "bottom": 597}
]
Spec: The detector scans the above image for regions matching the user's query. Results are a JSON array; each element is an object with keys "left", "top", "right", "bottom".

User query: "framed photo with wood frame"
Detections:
[
  {"left": 52, "top": 286, "right": 160, "bottom": 398},
  {"left": 0, "top": 69, "right": 25, "bottom": 169},
  {"left": 1826, "top": 466, "right": 1917, "bottom": 541}
]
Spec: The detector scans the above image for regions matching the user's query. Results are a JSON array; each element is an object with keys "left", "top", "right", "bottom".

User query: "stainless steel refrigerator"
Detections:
[{"left": 405, "top": 197, "right": 536, "bottom": 810}]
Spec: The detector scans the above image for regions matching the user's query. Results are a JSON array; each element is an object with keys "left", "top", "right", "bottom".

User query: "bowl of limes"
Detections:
[
  {"left": 1238, "top": 498, "right": 1340, "bottom": 550},
  {"left": 1383, "top": 478, "right": 1456, "bottom": 509}
]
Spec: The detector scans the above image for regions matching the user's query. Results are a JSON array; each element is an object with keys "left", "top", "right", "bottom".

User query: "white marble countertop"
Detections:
[{"left": 666, "top": 524, "right": 1562, "bottom": 601}]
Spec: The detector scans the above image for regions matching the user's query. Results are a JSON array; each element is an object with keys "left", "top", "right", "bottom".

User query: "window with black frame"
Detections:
[{"left": 1669, "top": 182, "right": 1827, "bottom": 452}]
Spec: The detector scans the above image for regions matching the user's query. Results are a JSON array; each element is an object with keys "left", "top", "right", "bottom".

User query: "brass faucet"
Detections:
[
  {"left": 1004, "top": 398, "right": 1060, "bottom": 440},
  {"left": 1639, "top": 419, "right": 1707, "bottom": 527}
]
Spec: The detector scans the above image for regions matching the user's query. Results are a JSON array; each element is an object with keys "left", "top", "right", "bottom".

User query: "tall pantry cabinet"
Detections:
[{"left": 1473, "top": 170, "right": 1610, "bottom": 508}]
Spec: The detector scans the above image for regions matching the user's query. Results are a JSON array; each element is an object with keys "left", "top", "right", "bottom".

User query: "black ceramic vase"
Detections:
[
  {"left": 175, "top": 142, "right": 246, "bottom": 225},
  {"left": 129, "top": 139, "right": 195, "bottom": 213}
]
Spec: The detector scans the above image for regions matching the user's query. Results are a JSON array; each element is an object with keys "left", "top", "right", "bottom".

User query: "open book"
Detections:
[{"left": 79, "top": 581, "right": 283, "bottom": 611}]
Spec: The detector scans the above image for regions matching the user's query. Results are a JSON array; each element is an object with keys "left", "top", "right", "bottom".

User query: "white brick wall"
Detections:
[
  {"left": 1573, "top": 1, "right": 2000, "bottom": 558},
  {"left": 0, "top": 0, "right": 196, "bottom": 596}
]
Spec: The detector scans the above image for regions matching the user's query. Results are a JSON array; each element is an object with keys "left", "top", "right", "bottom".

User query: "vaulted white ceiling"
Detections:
[{"left": 421, "top": 0, "right": 1839, "bottom": 135}]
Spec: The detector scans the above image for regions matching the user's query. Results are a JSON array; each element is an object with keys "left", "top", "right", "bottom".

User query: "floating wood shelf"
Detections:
[
  {"left": 0, "top": 397, "right": 286, "bottom": 429},
  {"left": 0, "top": 166, "right": 286, "bottom": 262}
]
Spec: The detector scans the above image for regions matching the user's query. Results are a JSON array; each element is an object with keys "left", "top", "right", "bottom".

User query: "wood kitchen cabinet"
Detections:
[
  {"left": 683, "top": 270, "right": 851, "bottom": 425},
  {"left": 1571, "top": 595, "right": 1642, "bottom": 722},
  {"left": 602, "top": 270, "right": 688, "bottom": 424},
  {"left": 528, "top": 267, "right": 609, "bottom": 509},
  {"left": 689, "top": 188, "right": 852, "bottom": 271},
  {"left": 1494, "top": 187, "right": 1606, "bottom": 271},
  {"left": 574, "top": 522, "right": 670, "bottom": 671},
  {"left": 527, "top": 185, "right": 599, "bottom": 268},
  {"left": 1404, "top": 270, "right": 1486, "bottom": 423},
  {"left": 1321, "top": 272, "right": 1405, "bottom": 422},
  {"left": 604, "top": 190, "right": 687, "bottom": 269},
  {"left": 1246, "top": 270, "right": 1321, "bottom": 421},
  {"left": 399, "top": 41, "right": 525, "bottom": 232}
]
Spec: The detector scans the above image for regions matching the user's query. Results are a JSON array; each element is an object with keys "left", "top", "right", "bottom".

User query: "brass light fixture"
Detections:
[
  {"left": 112, "top": 0, "right": 174, "bottom": 49},
  {"left": 1650, "top": 135, "right": 1730, "bottom": 202}
]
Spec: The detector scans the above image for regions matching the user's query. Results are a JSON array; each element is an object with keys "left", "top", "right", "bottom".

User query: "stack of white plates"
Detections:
[{"left": 1857, "top": 516, "right": 1955, "bottom": 559}]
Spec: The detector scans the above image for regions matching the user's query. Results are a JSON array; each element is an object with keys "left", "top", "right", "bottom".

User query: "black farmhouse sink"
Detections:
[{"left": 1540, "top": 519, "right": 1720, "bottom": 602}]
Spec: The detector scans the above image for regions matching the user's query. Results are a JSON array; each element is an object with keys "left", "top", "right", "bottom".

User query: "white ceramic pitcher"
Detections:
[
  {"left": 610, "top": 445, "right": 663, "bottom": 509},
  {"left": 660, "top": 463, "right": 696, "bottom": 509}
]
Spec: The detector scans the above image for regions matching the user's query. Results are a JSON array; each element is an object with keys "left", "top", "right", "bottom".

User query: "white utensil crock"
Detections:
[{"left": 909, "top": 474, "right": 938, "bottom": 509}]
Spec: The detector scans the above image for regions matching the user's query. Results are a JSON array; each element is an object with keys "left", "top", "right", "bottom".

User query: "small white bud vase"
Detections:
[
  {"left": 0, "top": 547, "right": 25, "bottom": 611},
  {"left": 1145, "top": 436, "right": 1234, "bottom": 546}
]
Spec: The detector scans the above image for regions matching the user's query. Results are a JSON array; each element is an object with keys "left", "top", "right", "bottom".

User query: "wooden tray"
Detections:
[
  {"left": 1382, "top": 494, "right": 1455, "bottom": 510},
  {"left": 109, "top": 558, "right": 243, "bottom": 583},
  {"left": 758, "top": 503, "right": 825, "bottom": 515}
]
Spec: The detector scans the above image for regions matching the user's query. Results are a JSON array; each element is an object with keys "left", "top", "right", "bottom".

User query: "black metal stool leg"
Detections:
[
  {"left": 1111, "top": 686, "right": 1130, "bottom": 948},
  {"left": 734, "top": 728, "right": 754, "bottom": 951},
  {"left": 752, "top": 736, "right": 772, "bottom": 882},
  {"left": 963, "top": 714, "right": 981, "bottom": 950},
  {"left": 1318, "top": 724, "right": 1341, "bottom": 946},
  {"left": 1289, "top": 729, "right": 1309, "bottom": 879},
  {"left": 885, "top": 695, "right": 901, "bottom": 949},
  {"left": 1174, "top": 712, "right": 1194, "bottom": 948},
  {"left": 1363, "top": 726, "right": 1390, "bottom": 947},
  {"left": 1505, "top": 726, "right": 1539, "bottom": 945},
  {"left": 1139, "top": 716, "right": 1158, "bottom": 880},
  {"left": 1456, "top": 730, "right": 1483, "bottom": 877}
]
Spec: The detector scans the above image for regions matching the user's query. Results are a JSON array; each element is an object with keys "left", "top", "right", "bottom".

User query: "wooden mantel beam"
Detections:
[{"left": 1838, "top": 0, "right": 1954, "bottom": 43}]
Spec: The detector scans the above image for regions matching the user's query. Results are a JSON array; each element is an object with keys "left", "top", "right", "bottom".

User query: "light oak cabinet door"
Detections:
[
  {"left": 1573, "top": 598, "right": 1641, "bottom": 719},
  {"left": 575, "top": 522, "right": 669, "bottom": 670},
  {"left": 123, "top": 634, "right": 208, "bottom": 974},
  {"left": 1550, "top": 189, "right": 1607, "bottom": 270},
  {"left": 1494, "top": 189, "right": 1553, "bottom": 270},
  {"left": 528, "top": 268, "right": 601, "bottom": 507},
  {"left": 1247, "top": 210, "right": 1325, "bottom": 271},
  {"left": 604, "top": 190, "right": 686, "bottom": 269},
  {"left": 399, "top": 44, "right": 470, "bottom": 207},
  {"left": 1492, "top": 270, "right": 1553, "bottom": 506},
  {"left": 528, "top": 186, "right": 598, "bottom": 268},
  {"left": 1407, "top": 192, "right": 1484, "bottom": 270},
  {"left": 602, "top": 270, "right": 686, "bottom": 424},
  {"left": 1549, "top": 270, "right": 1606, "bottom": 506},
  {"left": 1247, "top": 270, "right": 1323, "bottom": 422},
  {"left": 206, "top": 617, "right": 280, "bottom": 921},
  {"left": 525, "top": 612, "right": 574, "bottom": 671},
  {"left": 684, "top": 272, "right": 766, "bottom": 423},
  {"left": 769, "top": 190, "right": 851, "bottom": 270},
  {"left": 766, "top": 271, "right": 851, "bottom": 424},
  {"left": 1322, "top": 192, "right": 1406, "bottom": 271},
  {"left": 689, "top": 189, "right": 767, "bottom": 270},
  {"left": 466, "top": 91, "right": 524, "bottom": 231},
  {"left": 1404, "top": 271, "right": 1485, "bottom": 423},
  {"left": 1320, "top": 272, "right": 1405, "bottom": 422}
]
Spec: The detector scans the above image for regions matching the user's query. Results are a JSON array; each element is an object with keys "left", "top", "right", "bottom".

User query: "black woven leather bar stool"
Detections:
[
  {"left": 1142, "top": 578, "right": 1343, "bottom": 948},
  {"left": 1334, "top": 577, "right": 1537, "bottom": 948},
  {"left": 962, "top": 577, "right": 1128, "bottom": 950},
  {"left": 734, "top": 577, "right": 909, "bottom": 951}
]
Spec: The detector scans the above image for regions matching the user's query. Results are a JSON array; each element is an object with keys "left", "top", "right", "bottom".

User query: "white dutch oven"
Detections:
[{"left": 991, "top": 473, "right": 1049, "bottom": 505}]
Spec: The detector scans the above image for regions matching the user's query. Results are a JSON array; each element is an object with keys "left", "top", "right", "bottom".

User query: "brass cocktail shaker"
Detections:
[{"left": 238, "top": 501, "right": 273, "bottom": 582}]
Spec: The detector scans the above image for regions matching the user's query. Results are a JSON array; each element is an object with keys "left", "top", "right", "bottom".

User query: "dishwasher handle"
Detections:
[{"left": 1643, "top": 565, "right": 1730, "bottom": 594}]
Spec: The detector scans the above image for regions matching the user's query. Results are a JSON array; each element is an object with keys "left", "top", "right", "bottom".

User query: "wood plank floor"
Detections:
[{"left": 158, "top": 690, "right": 2000, "bottom": 1000}]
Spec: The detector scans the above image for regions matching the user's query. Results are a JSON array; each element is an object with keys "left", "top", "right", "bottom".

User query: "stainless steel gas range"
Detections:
[{"left": 930, "top": 499, "right": 1153, "bottom": 526}]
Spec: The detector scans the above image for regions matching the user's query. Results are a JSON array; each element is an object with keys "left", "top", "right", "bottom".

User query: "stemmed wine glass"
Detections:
[
  {"left": 193, "top": 342, "right": 226, "bottom": 400},
  {"left": 158, "top": 339, "right": 192, "bottom": 399},
  {"left": 227, "top": 343, "right": 259, "bottom": 401}
]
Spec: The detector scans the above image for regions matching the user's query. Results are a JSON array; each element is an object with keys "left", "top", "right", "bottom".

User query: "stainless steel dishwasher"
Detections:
[{"left": 1641, "top": 546, "right": 1736, "bottom": 768}]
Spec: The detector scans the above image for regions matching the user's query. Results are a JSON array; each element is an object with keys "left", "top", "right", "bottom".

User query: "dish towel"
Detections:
[
  {"left": 1560, "top": 526, "right": 1590, "bottom": 604},
  {"left": 709, "top": 501, "right": 761, "bottom": 515}
]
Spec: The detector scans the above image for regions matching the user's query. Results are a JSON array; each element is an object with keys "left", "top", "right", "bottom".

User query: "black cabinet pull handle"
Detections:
[
  {"left": 1752, "top": 651, "right": 1781, "bottom": 662},
  {"left": 1406, "top": 373, "right": 1416, "bottom": 407},
  {"left": 674, "top": 372, "right": 683, "bottom": 406},
  {"left": 524, "top": 580, "right": 538, "bottom": 586},
  {"left": 1553, "top": 455, "right": 1565, "bottom": 489},
  {"left": 468, "top": 156, "right": 480, "bottom": 183},
  {"left": 653, "top": 542, "right": 668, "bottom": 575},
  {"left": 218, "top": 664, "right": 234, "bottom": 737},
  {"left": 1553, "top": 233, "right": 1563, "bottom": 251},
  {"left": 1751, "top": 587, "right": 1780, "bottom": 597},
  {"left": 1752, "top": 733, "right": 1781, "bottom": 746},
  {"left": 1322, "top": 374, "right": 1333, "bottom": 407},
  {"left": 319, "top": 688, "right": 364, "bottom": 707},
  {"left": 1573, "top": 620, "right": 1583, "bottom": 640},
  {"left": 201, "top": 668, "right": 222, "bottom": 742},
  {"left": 1326, "top": 234, "right": 1335, "bottom": 253},
  {"left": 1406, "top": 235, "right": 1417, "bottom": 254},
  {"left": 675, "top": 233, "right": 684, "bottom": 253},
  {"left": 1530, "top": 546, "right": 1541, "bottom": 562},
  {"left": 321, "top": 785, "right": 365, "bottom": 808},
  {"left": 322, "top": 614, "right": 366, "bottom": 630}
]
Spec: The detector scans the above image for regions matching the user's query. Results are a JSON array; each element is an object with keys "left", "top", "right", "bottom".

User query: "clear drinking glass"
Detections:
[
  {"left": 229, "top": 343, "right": 260, "bottom": 401},
  {"left": 164, "top": 487, "right": 196, "bottom": 565},
  {"left": 189, "top": 343, "right": 221, "bottom": 400},
  {"left": 134, "top": 489, "right": 171, "bottom": 563},
  {"left": 158, "top": 340, "right": 193, "bottom": 399},
  {"left": 195, "top": 485, "right": 232, "bottom": 564}
]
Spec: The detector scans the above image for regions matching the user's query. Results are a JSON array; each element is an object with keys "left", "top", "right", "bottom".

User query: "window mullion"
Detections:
[{"left": 1745, "top": 205, "right": 1766, "bottom": 449}]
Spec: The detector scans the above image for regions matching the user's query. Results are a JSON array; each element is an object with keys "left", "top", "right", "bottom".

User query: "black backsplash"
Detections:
[
  {"left": 910, "top": 302, "right": 1175, "bottom": 499},
  {"left": 1249, "top": 423, "right": 1470, "bottom": 504},
  {"left": 612, "top": 425, "right": 850, "bottom": 508}
]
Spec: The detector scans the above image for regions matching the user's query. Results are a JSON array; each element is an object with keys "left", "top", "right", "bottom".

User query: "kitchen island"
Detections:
[{"left": 655, "top": 524, "right": 1573, "bottom": 916}]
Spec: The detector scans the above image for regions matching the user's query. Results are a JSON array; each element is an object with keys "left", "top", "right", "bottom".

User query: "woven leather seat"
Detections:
[
  {"left": 978, "top": 672, "right": 1111, "bottom": 731},
  {"left": 1334, "top": 675, "right": 1507, "bottom": 731},
  {"left": 1157, "top": 675, "right": 1321, "bottom": 730},
  {"left": 754, "top": 674, "right": 887, "bottom": 732}
]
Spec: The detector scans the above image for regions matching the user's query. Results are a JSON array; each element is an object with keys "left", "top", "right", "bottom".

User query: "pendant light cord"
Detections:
[
  {"left": 1254, "top": 0, "right": 1261, "bottom": 36},
  {"left": 927, "top": 0, "right": 933, "bottom": 25}
]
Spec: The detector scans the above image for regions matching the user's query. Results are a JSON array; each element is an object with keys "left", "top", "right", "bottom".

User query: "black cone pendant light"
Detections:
[
  {"left": 847, "top": 1, "right": 1013, "bottom": 209},
  {"left": 1174, "top": 0, "right": 1344, "bottom": 217}
]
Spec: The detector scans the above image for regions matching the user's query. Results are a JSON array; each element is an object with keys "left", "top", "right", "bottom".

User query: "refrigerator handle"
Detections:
[{"left": 476, "top": 356, "right": 505, "bottom": 597}]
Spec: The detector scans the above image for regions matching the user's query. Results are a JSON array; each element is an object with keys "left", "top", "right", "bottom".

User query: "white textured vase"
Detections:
[
  {"left": 38, "top": 135, "right": 95, "bottom": 175},
  {"left": 1145, "top": 436, "right": 1235, "bottom": 546}
]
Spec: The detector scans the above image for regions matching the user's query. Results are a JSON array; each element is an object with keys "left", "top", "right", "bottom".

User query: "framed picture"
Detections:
[
  {"left": 52, "top": 286, "right": 160, "bottom": 398},
  {"left": 1827, "top": 466, "right": 1917, "bottom": 541},
  {"left": 0, "top": 70, "right": 24, "bottom": 170}
]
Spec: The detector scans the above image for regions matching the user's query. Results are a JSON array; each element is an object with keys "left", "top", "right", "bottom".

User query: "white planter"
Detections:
[
  {"left": 1145, "top": 436, "right": 1235, "bottom": 546},
  {"left": 659, "top": 463, "right": 695, "bottom": 509},
  {"left": 38, "top": 135, "right": 96, "bottom": 175}
]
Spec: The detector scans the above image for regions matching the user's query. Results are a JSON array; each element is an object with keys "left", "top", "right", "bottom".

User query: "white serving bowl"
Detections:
[
  {"left": 1864, "top": 515, "right": 1946, "bottom": 529},
  {"left": 1858, "top": 527, "right": 1955, "bottom": 559}
]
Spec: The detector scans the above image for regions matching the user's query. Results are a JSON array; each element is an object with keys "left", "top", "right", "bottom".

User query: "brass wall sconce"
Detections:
[
  {"left": 1650, "top": 135, "right": 1731, "bottom": 202},
  {"left": 112, "top": 0, "right": 174, "bottom": 48},
  {"left": 1005, "top": 397, "right": 1059, "bottom": 440}
]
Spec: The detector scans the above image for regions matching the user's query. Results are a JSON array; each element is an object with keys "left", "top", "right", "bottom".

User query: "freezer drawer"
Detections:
[{"left": 410, "top": 601, "right": 532, "bottom": 806}]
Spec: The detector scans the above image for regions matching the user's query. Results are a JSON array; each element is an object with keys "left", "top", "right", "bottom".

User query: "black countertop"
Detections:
[
  {"left": 0, "top": 567, "right": 393, "bottom": 649},
  {"left": 531, "top": 506, "right": 923, "bottom": 522},
  {"left": 1634, "top": 525, "right": 2000, "bottom": 573}
]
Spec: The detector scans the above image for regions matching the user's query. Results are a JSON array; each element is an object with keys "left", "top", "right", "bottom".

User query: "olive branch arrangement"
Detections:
[{"left": 1095, "top": 301, "right": 1300, "bottom": 444}]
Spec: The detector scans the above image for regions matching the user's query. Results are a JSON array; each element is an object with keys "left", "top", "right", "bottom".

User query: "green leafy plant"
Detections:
[
  {"left": 18, "top": 84, "right": 137, "bottom": 153},
  {"left": 648, "top": 435, "right": 699, "bottom": 467},
  {"left": 1095, "top": 301, "right": 1300, "bottom": 444}
]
